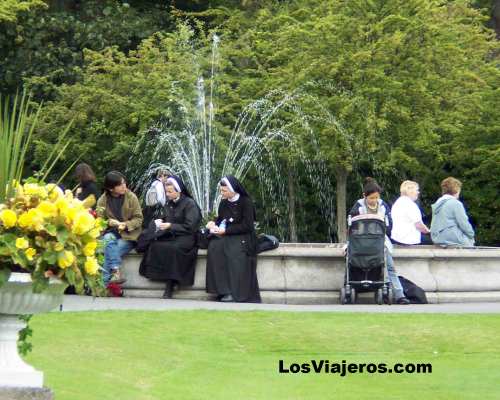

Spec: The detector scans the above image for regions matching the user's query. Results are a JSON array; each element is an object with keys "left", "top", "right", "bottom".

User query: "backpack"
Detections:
[
  {"left": 398, "top": 276, "right": 428, "bottom": 304},
  {"left": 257, "top": 234, "right": 280, "bottom": 254}
]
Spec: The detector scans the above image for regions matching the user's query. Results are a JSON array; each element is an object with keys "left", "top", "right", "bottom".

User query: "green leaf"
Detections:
[
  {"left": 45, "top": 224, "right": 57, "bottom": 237},
  {"left": 56, "top": 228, "right": 69, "bottom": 244},
  {"left": 0, "top": 268, "right": 11, "bottom": 288}
]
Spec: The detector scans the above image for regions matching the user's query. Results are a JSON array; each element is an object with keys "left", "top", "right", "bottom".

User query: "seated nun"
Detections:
[
  {"left": 139, "top": 176, "right": 201, "bottom": 298},
  {"left": 205, "top": 175, "right": 261, "bottom": 303}
]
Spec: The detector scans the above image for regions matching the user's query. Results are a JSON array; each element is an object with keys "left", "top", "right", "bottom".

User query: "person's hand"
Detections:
[
  {"left": 214, "top": 227, "right": 225, "bottom": 236},
  {"left": 108, "top": 219, "right": 120, "bottom": 227},
  {"left": 76, "top": 187, "right": 82, "bottom": 195},
  {"left": 206, "top": 221, "right": 216, "bottom": 229},
  {"left": 159, "top": 222, "right": 171, "bottom": 230}
]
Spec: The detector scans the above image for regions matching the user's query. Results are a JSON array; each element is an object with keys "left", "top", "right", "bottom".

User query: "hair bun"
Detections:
[{"left": 364, "top": 177, "right": 377, "bottom": 185}]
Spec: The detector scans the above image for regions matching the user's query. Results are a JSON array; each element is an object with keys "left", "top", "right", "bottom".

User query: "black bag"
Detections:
[
  {"left": 257, "top": 234, "right": 279, "bottom": 254},
  {"left": 398, "top": 276, "right": 428, "bottom": 304}
]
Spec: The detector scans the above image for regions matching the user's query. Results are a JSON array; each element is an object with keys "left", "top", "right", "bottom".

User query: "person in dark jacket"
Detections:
[
  {"left": 348, "top": 178, "right": 409, "bottom": 305},
  {"left": 75, "top": 163, "right": 100, "bottom": 208},
  {"left": 205, "top": 176, "right": 261, "bottom": 303},
  {"left": 139, "top": 176, "right": 202, "bottom": 298},
  {"left": 431, "top": 177, "right": 475, "bottom": 246}
]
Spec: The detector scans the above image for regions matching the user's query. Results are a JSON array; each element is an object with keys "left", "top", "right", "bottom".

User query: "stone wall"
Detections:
[{"left": 121, "top": 244, "right": 500, "bottom": 304}]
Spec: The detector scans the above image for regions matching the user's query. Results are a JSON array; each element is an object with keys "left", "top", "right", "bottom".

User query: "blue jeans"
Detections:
[
  {"left": 102, "top": 232, "right": 135, "bottom": 284},
  {"left": 386, "top": 252, "right": 404, "bottom": 300}
]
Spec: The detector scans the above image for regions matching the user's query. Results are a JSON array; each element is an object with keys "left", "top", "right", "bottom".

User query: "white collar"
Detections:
[{"left": 228, "top": 193, "right": 240, "bottom": 203}]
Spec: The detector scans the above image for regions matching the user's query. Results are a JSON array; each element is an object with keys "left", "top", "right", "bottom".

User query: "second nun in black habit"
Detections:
[
  {"left": 205, "top": 176, "right": 261, "bottom": 303},
  {"left": 139, "top": 176, "right": 201, "bottom": 298}
]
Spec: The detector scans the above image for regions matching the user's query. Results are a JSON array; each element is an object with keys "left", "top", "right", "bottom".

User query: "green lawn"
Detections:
[{"left": 27, "top": 311, "right": 500, "bottom": 400}]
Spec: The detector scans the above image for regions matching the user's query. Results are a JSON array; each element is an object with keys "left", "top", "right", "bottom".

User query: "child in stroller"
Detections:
[{"left": 342, "top": 178, "right": 410, "bottom": 305}]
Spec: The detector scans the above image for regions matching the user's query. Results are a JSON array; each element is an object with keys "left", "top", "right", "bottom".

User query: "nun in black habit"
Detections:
[
  {"left": 139, "top": 176, "right": 201, "bottom": 298},
  {"left": 205, "top": 176, "right": 261, "bottom": 303}
]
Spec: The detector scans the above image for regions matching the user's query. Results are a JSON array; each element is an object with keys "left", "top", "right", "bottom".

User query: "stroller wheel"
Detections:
[
  {"left": 386, "top": 287, "right": 394, "bottom": 305},
  {"left": 375, "top": 288, "right": 383, "bottom": 305},
  {"left": 340, "top": 287, "right": 347, "bottom": 305},
  {"left": 350, "top": 287, "right": 356, "bottom": 304}
]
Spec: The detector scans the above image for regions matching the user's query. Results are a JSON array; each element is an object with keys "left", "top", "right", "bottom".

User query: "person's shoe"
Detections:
[
  {"left": 220, "top": 294, "right": 234, "bottom": 302},
  {"left": 109, "top": 269, "right": 127, "bottom": 284},
  {"left": 396, "top": 297, "right": 410, "bottom": 305},
  {"left": 162, "top": 280, "right": 174, "bottom": 299}
]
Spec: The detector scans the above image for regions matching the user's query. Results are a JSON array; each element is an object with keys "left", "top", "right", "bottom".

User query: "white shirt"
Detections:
[{"left": 391, "top": 196, "right": 423, "bottom": 244}]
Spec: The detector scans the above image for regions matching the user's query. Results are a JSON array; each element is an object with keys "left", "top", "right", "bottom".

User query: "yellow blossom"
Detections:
[
  {"left": 24, "top": 183, "right": 47, "bottom": 198},
  {"left": 15, "top": 237, "right": 29, "bottom": 249},
  {"left": 84, "top": 257, "right": 100, "bottom": 275},
  {"left": 37, "top": 201, "right": 58, "bottom": 218},
  {"left": 0, "top": 209, "right": 17, "bottom": 228},
  {"left": 89, "top": 227, "right": 101, "bottom": 239},
  {"left": 64, "top": 190, "right": 74, "bottom": 200},
  {"left": 25, "top": 248, "right": 36, "bottom": 261},
  {"left": 54, "top": 243, "right": 64, "bottom": 252},
  {"left": 72, "top": 211, "right": 95, "bottom": 235},
  {"left": 57, "top": 250, "right": 75, "bottom": 269},
  {"left": 18, "top": 209, "right": 44, "bottom": 231},
  {"left": 83, "top": 241, "right": 97, "bottom": 256},
  {"left": 46, "top": 184, "right": 64, "bottom": 201}
]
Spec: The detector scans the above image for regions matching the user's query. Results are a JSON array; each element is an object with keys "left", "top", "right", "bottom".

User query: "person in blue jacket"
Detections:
[{"left": 431, "top": 177, "right": 475, "bottom": 246}]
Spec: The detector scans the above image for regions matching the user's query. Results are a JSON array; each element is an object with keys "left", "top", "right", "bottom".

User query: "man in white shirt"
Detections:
[{"left": 391, "top": 181, "right": 430, "bottom": 245}]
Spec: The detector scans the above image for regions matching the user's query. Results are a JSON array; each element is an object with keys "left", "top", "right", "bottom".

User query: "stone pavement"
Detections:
[{"left": 60, "top": 295, "right": 500, "bottom": 314}]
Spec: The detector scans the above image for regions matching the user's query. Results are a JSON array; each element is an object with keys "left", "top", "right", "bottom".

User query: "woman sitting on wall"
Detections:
[
  {"left": 139, "top": 176, "right": 202, "bottom": 299},
  {"left": 430, "top": 177, "right": 475, "bottom": 247},
  {"left": 205, "top": 176, "right": 261, "bottom": 303}
]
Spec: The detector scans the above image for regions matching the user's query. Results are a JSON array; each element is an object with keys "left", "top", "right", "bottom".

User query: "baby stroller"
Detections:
[{"left": 340, "top": 214, "right": 393, "bottom": 305}]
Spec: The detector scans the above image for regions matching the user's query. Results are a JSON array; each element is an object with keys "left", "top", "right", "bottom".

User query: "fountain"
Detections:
[{"left": 127, "top": 34, "right": 336, "bottom": 241}]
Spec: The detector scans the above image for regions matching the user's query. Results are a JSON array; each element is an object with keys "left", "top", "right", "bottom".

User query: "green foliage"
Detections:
[
  {"left": 0, "top": 0, "right": 45, "bottom": 22},
  {"left": 0, "top": 0, "right": 173, "bottom": 97},
  {"left": 18, "top": 314, "right": 33, "bottom": 356},
  {"left": 2, "top": 0, "right": 498, "bottom": 243}
]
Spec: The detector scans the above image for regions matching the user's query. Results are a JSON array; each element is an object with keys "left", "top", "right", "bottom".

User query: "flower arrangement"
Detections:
[{"left": 0, "top": 179, "right": 106, "bottom": 294}]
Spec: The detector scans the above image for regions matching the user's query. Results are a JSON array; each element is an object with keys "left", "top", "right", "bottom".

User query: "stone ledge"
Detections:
[
  {"left": 122, "top": 244, "right": 500, "bottom": 304},
  {"left": 0, "top": 388, "right": 53, "bottom": 400}
]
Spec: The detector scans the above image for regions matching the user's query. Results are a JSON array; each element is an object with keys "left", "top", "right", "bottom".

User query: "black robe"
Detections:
[
  {"left": 139, "top": 195, "right": 201, "bottom": 285},
  {"left": 206, "top": 196, "right": 261, "bottom": 303}
]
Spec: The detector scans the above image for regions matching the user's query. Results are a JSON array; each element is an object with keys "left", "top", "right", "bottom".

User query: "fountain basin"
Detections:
[{"left": 121, "top": 244, "right": 500, "bottom": 304}]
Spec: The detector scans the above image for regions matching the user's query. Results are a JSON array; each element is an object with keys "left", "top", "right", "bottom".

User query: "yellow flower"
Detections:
[
  {"left": 54, "top": 243, "right": 64, "bottom": 252},
  {"left": 15, "top": 237, "right": 30, "bottom": 249},
  {"left": 57, "top": 250, "right": 75, "bottom": 269},
  {"left": 83, "top": 241, "right": 97, "bottom": 256},
  {"left": 24, "top": 183, "right": 47, "bottom": 198},
  {"left": 18, "top": 209, "right": 44, "bottom": 231},
  {"left": 37, "top": 201, "right": 58, "bottom": 218},
  {"left": 46, "top": 184, "right": 63, "bottom": 201},
  {"left": 84, "top": 257, "right": 100, "bottom": 275},
  {"left": 25, "top": 248, "right": 36, "bottom": 261},
  {"left": 72, "top": 211, "right": 95, "bottom": 235},
  {"left": 89, "top": 227, "right": 101, "bottom": 239},
  {"left": 0, "top": 209, "right": 17, "bottom": 228}
]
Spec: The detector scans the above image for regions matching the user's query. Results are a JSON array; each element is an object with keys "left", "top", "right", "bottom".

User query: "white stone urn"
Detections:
[{"left": 0, "top": 272, "right": 67, "bottom": 388}]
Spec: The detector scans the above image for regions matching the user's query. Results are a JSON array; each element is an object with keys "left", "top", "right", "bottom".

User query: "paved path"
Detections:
[{"left": 60, "top": 296, "right": 500, "bottom": 314}]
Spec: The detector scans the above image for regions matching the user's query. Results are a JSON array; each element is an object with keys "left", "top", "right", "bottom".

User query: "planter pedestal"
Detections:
[
  {"left": 0, "top": 315, "right": 43, "bottom": 388},
  {"left": 0, "top": 273, "right": 66, "bottom": 391}
]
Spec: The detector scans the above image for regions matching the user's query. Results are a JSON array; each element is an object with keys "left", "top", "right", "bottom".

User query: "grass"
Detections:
[{"left": 26, "top": 311, "right": 500, "bottom": 400}]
